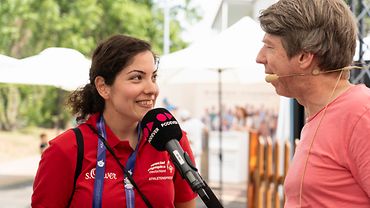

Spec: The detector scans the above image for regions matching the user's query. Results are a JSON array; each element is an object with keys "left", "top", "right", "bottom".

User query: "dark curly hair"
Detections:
[{"left": 67, "top": 34, "right": 156, "bottom": 122}]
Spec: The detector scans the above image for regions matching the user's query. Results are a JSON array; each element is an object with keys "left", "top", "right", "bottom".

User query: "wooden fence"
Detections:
[{"left": 247, "top": 130, "right": 294, "bottom": 208}]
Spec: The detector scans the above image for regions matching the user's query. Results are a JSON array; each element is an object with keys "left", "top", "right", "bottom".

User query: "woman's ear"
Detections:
[{"left": 95, "top": 76, "right": 110, "bottom": 99}]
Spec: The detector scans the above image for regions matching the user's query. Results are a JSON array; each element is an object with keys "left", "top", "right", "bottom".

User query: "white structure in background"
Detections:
[
  {"left": 159, "top": 16, "right": 265, "bottom": 83},
  {"left": 208, "top": 131, "right": 248, "bottom": 183},
  {"left": 158, "top": 16, "right": 277, "bottom": 118},
  {"left": 211, "top": 0, "right": 278, "bottom": 32},
  {"left": 0, "top": 47, "right": 90, "bottom": 91},
  {"left": 208, "top": 0, "right": 279, "bottom": 185},
  {"left": 354, "top": 35, "right": 370, "bottom": 61},
  {"left": 159, "top": 1, "right": 280, "bottom": 184}
]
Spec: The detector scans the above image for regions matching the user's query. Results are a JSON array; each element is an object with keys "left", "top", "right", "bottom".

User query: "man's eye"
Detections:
[
  {"left": 152, "top": 74, "right": 158, "bottom": 81},
  {"left": 264, "top": 44, "right": 273, "bottom": 49}
]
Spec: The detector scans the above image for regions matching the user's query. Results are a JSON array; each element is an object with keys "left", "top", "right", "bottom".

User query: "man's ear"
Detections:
[
  {"left": 95, "top": 76, "right": 110, "bottom": 99},
  {"left": 298, "top": 51, "right": 315, "bottom": 70}
]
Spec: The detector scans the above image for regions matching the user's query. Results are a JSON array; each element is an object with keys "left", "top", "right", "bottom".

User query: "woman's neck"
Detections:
[{"left": 102, "top": 111, "right": 139, "bottom": 149}]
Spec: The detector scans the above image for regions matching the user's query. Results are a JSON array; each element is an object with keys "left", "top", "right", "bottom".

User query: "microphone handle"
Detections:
[
  {"left": 197, "top": 180, "right": 224, "bottom": 208},
  {"left": 166, "top": 140, "right": 206, "bottom": 191},
  {"left": 165, "top": 140, "right": 223, "bottom": 207}
]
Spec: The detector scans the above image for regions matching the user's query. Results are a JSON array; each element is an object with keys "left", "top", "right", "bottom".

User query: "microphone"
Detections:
[
  {"left": 265, "top": 74, "right": 279, "bottom": 83},
  {"left": 141, "top": 108, "right": 223, "bottom": 208},
  {"left": 265, "top": 73, "right": 308, "bottom": 83},
  {"left": 264, "top": 66, "right": 364, "bottom": 83}
]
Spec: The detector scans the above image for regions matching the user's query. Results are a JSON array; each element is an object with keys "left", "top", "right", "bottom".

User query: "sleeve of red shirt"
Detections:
[
  {"left": 173, "top": 131, "right": 198, "bottom": 203},
  {"left": 32, "top": 130, "right": 78, "bottom": 207}
]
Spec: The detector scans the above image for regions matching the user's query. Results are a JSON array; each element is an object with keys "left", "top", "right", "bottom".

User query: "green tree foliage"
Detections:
[
  {"left": 0, "top": 0, "right": 200, "bottom": 130},
  {"left": 0, "top": 0, "right": 197, "bottom": 58},
  {"left": 0, "top": 85, "right": 20, "bottom": 130},
  {"left": 0, "top": 84, "right": 71, "bottom": 130}
]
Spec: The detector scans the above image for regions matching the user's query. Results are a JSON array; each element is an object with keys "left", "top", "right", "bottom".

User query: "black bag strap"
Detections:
[{"left": 67, "top": 127, "right": 84, "bottom": 207}]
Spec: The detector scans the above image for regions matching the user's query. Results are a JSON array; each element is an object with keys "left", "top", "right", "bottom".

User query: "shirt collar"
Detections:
[{"left": 85, "top": 113, "right": 123, "bottom": 148}]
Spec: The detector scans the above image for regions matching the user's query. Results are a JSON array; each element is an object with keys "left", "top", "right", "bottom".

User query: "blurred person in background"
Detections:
[
  {"left": 179, "top": 109, "right": 207, "bottom": 174},
  {"left": 231, "top": 106, "right": 249, "bottom": 131},
  {"left": 39, "top": 133, "right": 48, "bottom": 154}
]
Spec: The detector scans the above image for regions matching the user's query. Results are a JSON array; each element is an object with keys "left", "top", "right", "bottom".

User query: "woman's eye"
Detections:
[{"left": 131, "top": 75, "right": 142, "bottom": 80}]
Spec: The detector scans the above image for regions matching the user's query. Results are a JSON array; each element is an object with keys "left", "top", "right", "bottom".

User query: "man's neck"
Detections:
[{"left": 297, "top": 76, "right": 352, "bottom": 117}]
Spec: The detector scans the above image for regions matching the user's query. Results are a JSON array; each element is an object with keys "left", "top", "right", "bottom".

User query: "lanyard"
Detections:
[
  {"left": 92, "top": 115, "right": 141, "bottom": 208},
  {"left": 124, "top": 123, "right": 141, "bottom": 208},
  {"left": 92, "top": 116, "right": 107, "bottom": 208}
]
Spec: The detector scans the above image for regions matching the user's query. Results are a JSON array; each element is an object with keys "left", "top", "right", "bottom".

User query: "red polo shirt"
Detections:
[{"left": 32, "top": 113, "right": 197, "bottom": 208}]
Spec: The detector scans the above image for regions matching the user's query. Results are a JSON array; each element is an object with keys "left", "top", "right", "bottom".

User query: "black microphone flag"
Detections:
[{"left": 141, "top": 108, "right": 182, "bottom": 150}]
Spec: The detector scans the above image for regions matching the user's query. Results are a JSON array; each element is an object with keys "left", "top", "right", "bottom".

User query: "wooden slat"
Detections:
[
  {"left": 283, "top": 140, "right": 291, "bottom": 180},
  {"left": 247, "top": 130, "right": 294, "bottom": 208},
  {"left": 273, "top": 141, "right": 281, "bottom": 208},
  {"left": 265, "top": 137, "right": 273, "bottom": 208},
  {"left": 247, "top": 130, "right": 259, "bottom": 208},
  {"left": 257, "top": 137, "right": 266, "bottom": 208},
  {"left": 282, "top": 140, "right": 291, "bottom": 205}
]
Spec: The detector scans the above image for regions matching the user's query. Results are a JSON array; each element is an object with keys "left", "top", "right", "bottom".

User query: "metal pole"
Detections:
[
  {"left": 218, "top": 68, "right": 223, "bottom": 205},
  {"left": 163, "top": 0, "right": 170, "bottom": 54},
  {"left": 358, "top": 1, "right": 364, "bottom": 62}
]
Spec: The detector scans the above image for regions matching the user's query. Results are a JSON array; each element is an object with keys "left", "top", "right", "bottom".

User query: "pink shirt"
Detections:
[
  {"left": 32, "top": 113, "right": 197, "bottom": 207},
  {"left": 284, "top": 85, "right": 370, "bottom": 207}
]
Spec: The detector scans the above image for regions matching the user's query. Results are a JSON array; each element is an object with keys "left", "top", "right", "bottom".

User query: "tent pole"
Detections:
[{"left": 218, "top": 68, "right": 223, "bottom": 205}]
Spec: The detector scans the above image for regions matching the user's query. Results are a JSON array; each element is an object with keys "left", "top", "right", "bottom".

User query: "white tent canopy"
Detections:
[
  {"left": 156, "top": 16, "right": 280, "bottom": 122},
  {"left": 158, "top": 16, "right": 266, "bottom": 85},
  {"left": 0, "top": 54, "right": 19, "bottom": 69},
  {"left": 0, "top": 47, "right": 90, "bottom": 91}
]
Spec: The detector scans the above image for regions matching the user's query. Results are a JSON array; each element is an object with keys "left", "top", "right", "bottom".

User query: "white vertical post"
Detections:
[
  {"left": 221, "top": 1, "right": 228, "bottom": 31},
  {"left": 163, "top": 0, "right": 170, "bottom": 54}
]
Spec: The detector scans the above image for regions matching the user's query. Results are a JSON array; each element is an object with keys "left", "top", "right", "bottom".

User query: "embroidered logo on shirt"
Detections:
[
  {"left": 147, "top": 160, "right": 174, "bottom": 181},
  {"left": 85, "top": 168, "right": 117, "bottom": 180},
  {"left": 148, "top": 161, "right": 167, "bottom": 174},
  {"left": 166, "top": 160, "right": 173, "bottom": 173}
]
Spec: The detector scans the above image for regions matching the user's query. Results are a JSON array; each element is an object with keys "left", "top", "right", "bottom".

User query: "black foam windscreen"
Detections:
[{"left": 140, "top": 108, "right": 182, "bottom": 151}]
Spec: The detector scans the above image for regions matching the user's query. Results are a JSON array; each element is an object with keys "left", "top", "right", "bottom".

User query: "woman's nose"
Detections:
[{"left": 144, "top": 80, "right": 158, "bottom": 94}]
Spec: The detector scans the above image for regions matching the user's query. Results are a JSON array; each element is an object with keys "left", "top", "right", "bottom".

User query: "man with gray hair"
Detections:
[{"left": 256, "top": 0, "right": 370, "bottom": 207}]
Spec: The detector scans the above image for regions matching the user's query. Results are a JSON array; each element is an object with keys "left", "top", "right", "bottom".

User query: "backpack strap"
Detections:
[{"left": 67, "top": 127, "right": 84, "bottom": 207}]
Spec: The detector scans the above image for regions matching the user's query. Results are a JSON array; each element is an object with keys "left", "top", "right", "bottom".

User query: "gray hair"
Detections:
[{"left": 259, "top": 0, "right": 357, "bottom": 71}]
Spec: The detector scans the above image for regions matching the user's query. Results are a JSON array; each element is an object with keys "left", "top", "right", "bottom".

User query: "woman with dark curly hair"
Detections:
[{"left": 32, "top": 34, "right": 197, "bottom": 208}]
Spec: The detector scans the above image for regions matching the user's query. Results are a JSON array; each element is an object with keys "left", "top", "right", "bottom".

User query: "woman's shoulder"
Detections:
[
  {"left": 49, "top": 128, "right": 77, "bottom": 147},
  {"left": 50, "top": 123, "right": 92, "bottom": 144}
]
